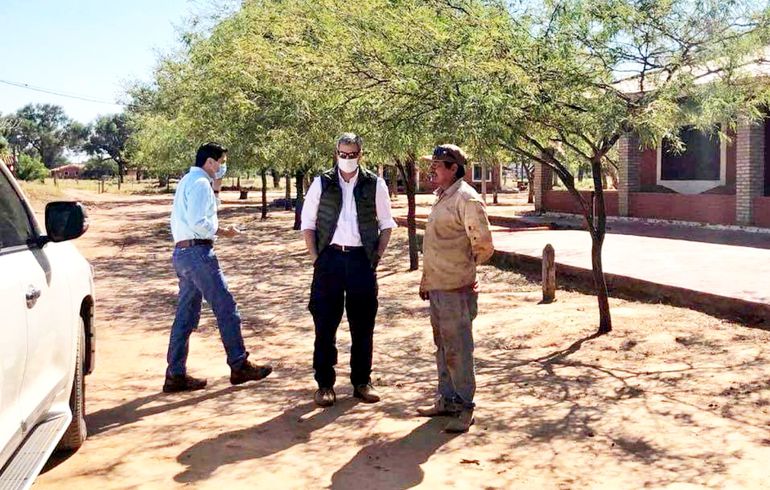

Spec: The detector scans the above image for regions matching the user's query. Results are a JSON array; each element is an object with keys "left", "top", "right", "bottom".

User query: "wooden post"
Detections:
[{"left": 542, "top": 244, "right": 556, "bottom": 303}]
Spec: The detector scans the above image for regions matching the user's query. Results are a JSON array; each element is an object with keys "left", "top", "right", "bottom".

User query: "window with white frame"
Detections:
[
  {"left": 472, "top": 164, "right": 492, "bottom": 182},
  {"left": 657, "top": 125, "right": 726, "bottom": 194}
]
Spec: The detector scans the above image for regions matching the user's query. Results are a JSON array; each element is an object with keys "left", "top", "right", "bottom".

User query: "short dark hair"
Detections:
[{"left": 195, "top": 142, "right": 228, "bottom": 168}]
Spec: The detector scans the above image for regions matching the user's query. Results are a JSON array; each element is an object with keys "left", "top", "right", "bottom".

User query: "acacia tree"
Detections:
[
  {"left": 8, "top": 104, "right": 87, "bottom": 168},
  {"left": 84, "top": 113, "right": 133, "bottom": 185},
  {"left": 128, "top": 0, "right": 770, "bottom": 335},
  {"left": 481, "top": 0, "right": 770, "bottom": 333}
]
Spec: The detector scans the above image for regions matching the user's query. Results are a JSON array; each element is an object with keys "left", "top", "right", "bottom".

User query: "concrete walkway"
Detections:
[
  {"left": 395, "top": 211, "right": 770, "bottom": 323},
  {"left": 492, "top": 228, "right": 769, "bottom": 321}
]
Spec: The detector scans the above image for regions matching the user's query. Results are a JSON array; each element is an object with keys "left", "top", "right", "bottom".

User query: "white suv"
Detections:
[{"left": 0, "top": 161, "right": 95, "bottom": 490}]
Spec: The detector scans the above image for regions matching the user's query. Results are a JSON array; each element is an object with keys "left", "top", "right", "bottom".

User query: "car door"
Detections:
[
  {"left": 0, "top": 172, "right": 33, "bottom": 466},
  {"left": 0, "top": 171, "right": 68, "bottom": 434}
]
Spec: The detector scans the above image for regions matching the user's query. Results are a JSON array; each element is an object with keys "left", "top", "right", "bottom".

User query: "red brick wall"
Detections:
[
  {"left": 543, "top": 190, "right": 619, "bottom": 216},
  {"left": 640, "top": 148, "right": 657, "bottom": 187},
  {"left": 630, "top": 193, "right": 736, "bottom": 225},
  {"left": 753, "top": 197, "right": 770, "bottom": 228}
]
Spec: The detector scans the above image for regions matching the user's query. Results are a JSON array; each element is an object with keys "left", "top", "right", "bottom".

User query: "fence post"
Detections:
[{"left": 542, "top": 244, "right": 556, "bottom": 303}]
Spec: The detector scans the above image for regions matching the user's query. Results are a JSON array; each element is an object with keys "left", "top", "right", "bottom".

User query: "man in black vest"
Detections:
[{"left": 300, "top": 133, "right": 397, "bottom": 407}]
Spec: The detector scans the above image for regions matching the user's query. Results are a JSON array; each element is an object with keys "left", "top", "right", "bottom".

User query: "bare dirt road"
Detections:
[{"left": 31, "top": 190, "right": 770, "bottom": 489}]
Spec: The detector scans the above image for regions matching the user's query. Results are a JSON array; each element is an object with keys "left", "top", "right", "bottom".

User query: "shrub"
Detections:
[{"left": 16, "top": 154, "right": 48, "bottom": 181}]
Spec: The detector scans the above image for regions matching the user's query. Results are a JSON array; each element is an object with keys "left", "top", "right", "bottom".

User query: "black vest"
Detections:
[{"left": 315, "top": 166, "right": 380, "bottom": 266}]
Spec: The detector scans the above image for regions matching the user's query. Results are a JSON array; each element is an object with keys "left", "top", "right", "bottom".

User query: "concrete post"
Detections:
[
  {"left": 617, "top": 133, "right": 641, "bottom": 217},
  {"left": 533, "top": 159, "right": 553, "bottom": 213},
  {"left": 736, "top": 119, "right": 765, "bottom": 226}
]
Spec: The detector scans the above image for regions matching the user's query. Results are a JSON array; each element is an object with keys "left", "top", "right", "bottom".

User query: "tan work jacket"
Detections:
[{"left": 421, "top": 179, "right": 494, "bottom": 291}]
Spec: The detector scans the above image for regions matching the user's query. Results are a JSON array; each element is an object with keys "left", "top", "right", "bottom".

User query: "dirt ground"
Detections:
[{"left": 29, "top": 189, "right": 770, "bottom": 489}]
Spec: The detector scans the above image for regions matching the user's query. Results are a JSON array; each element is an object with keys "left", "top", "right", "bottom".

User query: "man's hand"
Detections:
[
  {"left": 217, "top": 224, "right": 242, "bottom": 238},
  {"left": 419, "top": 288, "right": 429, "bottom": 301}
]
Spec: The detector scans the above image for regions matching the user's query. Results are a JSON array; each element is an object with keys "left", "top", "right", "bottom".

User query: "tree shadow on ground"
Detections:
[
  {"left": 85, "top": 383, "right": 300, "bottom": 437},
  {"left": 329, "top": 418, "right": 458, "bottom": 490},
  {"left": 65, "top": 197, "right": 770, "bottom": 488},
  {"left": 173, "top": 398, "right": 359, "bottom": 484}
]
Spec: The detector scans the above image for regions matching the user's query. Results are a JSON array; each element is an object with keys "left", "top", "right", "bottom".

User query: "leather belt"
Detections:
[
  {"left": 175, "top": 239, "right": 214, "bottom": 249},
  {"left": 329, "top": 244, "right": 364, "bottom": 252}
]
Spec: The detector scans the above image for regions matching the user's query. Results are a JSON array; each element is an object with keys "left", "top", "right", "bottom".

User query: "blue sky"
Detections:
[{"left": 0, "top": 0, "right": 200, "bottom": 124}]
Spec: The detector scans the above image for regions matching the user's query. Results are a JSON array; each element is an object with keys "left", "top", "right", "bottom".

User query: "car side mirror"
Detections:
[{"left": 45, "top": 202, "right": 89, "bottom": 242}]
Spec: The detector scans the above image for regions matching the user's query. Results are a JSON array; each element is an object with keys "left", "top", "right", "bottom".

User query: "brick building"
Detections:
[
  {"left": 415, "top": 162, "right": 502, "bottom": 193},
  {"left": 533, "top": 121, "right": 770, "bottom": 228},
  {"left": 51, "top": 164, "right": 84, "bottom": 179}
]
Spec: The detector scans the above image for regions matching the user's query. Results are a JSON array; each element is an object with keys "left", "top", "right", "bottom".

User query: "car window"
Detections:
[{"left": 0, "top": 171, "right": 35, "bottom": 249}]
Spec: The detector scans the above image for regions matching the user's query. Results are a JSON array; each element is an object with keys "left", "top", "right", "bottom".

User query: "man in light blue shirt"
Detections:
[{"left": 164, "top": 142, "right": 273, "bottom": 393}]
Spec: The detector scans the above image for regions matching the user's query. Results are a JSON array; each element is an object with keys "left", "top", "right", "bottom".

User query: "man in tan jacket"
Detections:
[{"left": 417, "top": 144, "right": 494, "bottom": 433}]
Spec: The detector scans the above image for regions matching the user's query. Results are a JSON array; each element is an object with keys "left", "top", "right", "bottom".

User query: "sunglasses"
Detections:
[
  {"left": 433, "top": 147, "right": 451, "bottom": 159},
  {"left": 337, "top": 150, "right": 361, "bottom": 159}
]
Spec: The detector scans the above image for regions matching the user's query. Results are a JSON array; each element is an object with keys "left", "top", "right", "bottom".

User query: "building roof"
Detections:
[
  {"left": 612, "top": 46, "right": 770, "bottom": 95},
  {"left": 51, "top": 163, "right": 85, "bottom": 173}
]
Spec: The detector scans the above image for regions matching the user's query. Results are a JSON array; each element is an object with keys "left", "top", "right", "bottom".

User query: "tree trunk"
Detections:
[
  {"left": 271, "top": 169, "right": 280, "bottom": 188},
  {"left": 237, "top": 176, "right": 241, "bottom": 190},
  {"left": 481, "top": 161, "right": 487, "bottom": 203},
  {"left": 261, "top": 169, "right": 268, "bottom": 220},
  {"left": 387, "top": 167, "right": 397, "bottom": 199},
  {"left": 284, "top": 173, "right": 292, "bottom": 210},
  {"left": 591, "top": 235, "right": 612, "bottom": 334},
  {"left": 590, "top": 157, "right": 612, "bottom": 334},
  {"left": 396, "top": 156, "right": 418, "bottom": 271},
  {"left": 524, "top": 164, "right": 534, "bottom": 204},
  {"left": 294, "top": 170, "right": 305, "bottom": 230},
  {"left": 493, "top": 165, "right": 499, "bottom": 205}
]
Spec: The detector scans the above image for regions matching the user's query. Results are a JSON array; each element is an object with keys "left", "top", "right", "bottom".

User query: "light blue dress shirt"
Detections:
[{"left": 170, "top": 166, "right": 218, "bottom": 242}]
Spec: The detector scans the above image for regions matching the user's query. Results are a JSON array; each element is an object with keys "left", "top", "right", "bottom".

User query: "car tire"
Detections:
[{"left": 57, "top": 318, "right": 87, "bottom": 451}]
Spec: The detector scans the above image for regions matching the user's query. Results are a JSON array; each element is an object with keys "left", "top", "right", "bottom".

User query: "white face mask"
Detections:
[
  {"left": 214, "top": 163, "right": 227, "bottom": 179},
  {"left": 337, "top": 158, "right": 359, "bottom": 173}
]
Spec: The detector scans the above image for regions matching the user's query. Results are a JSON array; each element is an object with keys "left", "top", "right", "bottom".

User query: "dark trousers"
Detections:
[{"left": 309, "top": 247, "right": 378, "bottom": 388}]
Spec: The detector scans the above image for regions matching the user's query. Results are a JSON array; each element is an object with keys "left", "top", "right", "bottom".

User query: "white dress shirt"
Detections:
[
  {"left": 170, "top": 166, "right": 217, "bottom": 242},
  {"left": 301, "top": 168, "right": 397, "bottom": 246}
]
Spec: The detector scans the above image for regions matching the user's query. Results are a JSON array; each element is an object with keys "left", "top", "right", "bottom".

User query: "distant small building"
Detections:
[{"left": 51, "top": 164, "right": 85, "bottom": 179}]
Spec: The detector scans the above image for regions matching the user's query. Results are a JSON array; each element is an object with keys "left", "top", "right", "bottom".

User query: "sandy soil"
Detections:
[{"left": 29, "top": 189, "right": 770, "bottom": 489}]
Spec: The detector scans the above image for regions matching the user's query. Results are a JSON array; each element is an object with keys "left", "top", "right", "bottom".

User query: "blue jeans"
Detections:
[
  {"left": 429, "top": 289, "right": 478, "bottom": 410},
  {"left": 166, "top": 244, "right": 248, "bottom": 377}
]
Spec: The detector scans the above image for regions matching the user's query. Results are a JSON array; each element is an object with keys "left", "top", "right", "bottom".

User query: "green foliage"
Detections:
[
  {"left": 16, "top": 154, "right": 48, "bottom": 181},
  {"left": 9, "top": 104, "right": 87, "bottom": 169},
  {"left": 82, "top": 158, "right": 119, "bottom": 179},
  {"left": 83, "top": 113, "right": 132, "bottom": 180},
  {"left": 127, "top": 0, "right": 770, "bottom": 190}
]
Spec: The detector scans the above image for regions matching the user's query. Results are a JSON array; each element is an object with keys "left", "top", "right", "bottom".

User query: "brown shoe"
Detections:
[
  {"left": 445, "top": 409, "right": 475, "bottom": 433},
  {"left": 230, "top": 360, "right": 273, "bottom": 385},
  {"left": 353, "top": 383, "right": 381, "bottom": 403},
  {"left": 417, "top": 403, "right": 459, "bottom": 417},
  {"left": 163, "top": 374, "right": 207, "bottom": 393},
  {"left": 314, "top": 387, "right": 336, "bottom": 407}
]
